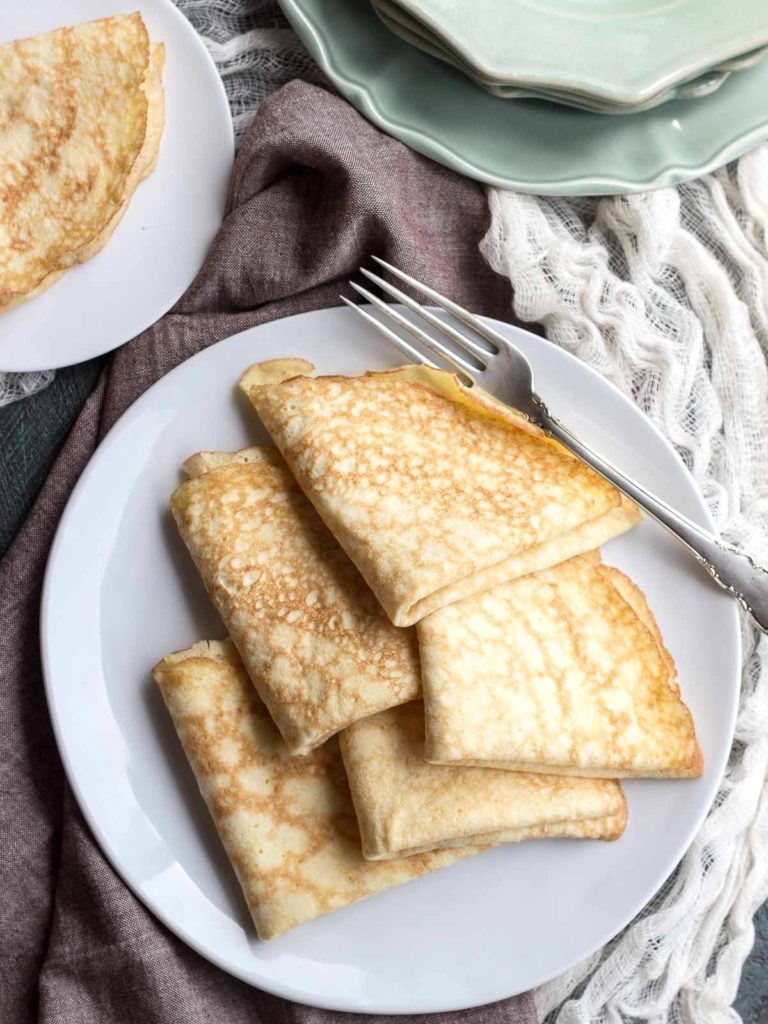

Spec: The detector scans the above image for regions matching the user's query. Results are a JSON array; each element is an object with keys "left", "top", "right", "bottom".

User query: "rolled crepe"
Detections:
[
  {"left": 239, "top": 359, "right": 640, "bottom": 627},
  {"left": 419, "top": 552, "right": 702, "bottom": 778},
  {"left": 170, "top": 447, "right": 420, "bottom": 754},
  {"left": 153, "top": 641, "right": 481, "bottom": 940},
  {"left": 340, "top": 702, "right": 627, "bottom": 859}
]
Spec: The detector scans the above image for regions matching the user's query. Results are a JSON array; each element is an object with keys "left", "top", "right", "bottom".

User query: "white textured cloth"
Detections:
[
  {"left": 5, "top": 6, "right": 768, "bottom": 1021},
  {"left": 0, "top": 369, "right": 55, "bottom": 406},
  {"left": 482, "top": 161, "right": 768, "bottom": 1023},
  {"left": 178, "top": 0, "right": 324, "bottom": 138}
]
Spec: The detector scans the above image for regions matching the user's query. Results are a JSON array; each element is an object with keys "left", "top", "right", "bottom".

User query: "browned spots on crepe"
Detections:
[
  {"left": 239, "top": 360, "right": 640, "bottom": 625},
  {"left": 0, "top": 13, "right": 164, "bottom": 310},
  {"left": 419, "top": 552, "right": 702, "bottom": 779},
  {"left": 341, "top": 701, "right": 626, "bottom": 860},
  {"left": 153, "top": 641, "right": 480, "bottom": 940},
  {"left": 171, "top": 447, "right": 421, "bottom": 754}
]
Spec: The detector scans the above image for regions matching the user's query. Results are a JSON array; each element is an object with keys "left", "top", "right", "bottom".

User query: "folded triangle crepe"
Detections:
[
  {"left": 419, "top": 552, "right": 702, "bottom": 778},
  {"left": 239, "top": 359, "right": 641, "bottom": 626},
  {"left": 340, "top": 702, "right": 627, "bottom": 859},
  {"left": 171, "top": 446, "right": 420, "bottom": 754},
  {"left": 0, "top": 13, "right": 164, "bottom": 310},
  {"left": 153, "top": 641, "right": 481, "bottom": 940}
]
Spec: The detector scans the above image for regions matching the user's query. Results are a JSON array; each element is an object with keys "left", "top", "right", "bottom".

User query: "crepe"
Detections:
[
  {"left": 419, "top": 552, "right": 702, "bottom": 778},
  {"left": 0, "top": 13, "right": 164, "bottom": 311},
  {"left": 153, "top": 641, "right": 480, "bottom": 940},
  {"left": 171, "top": 447, "right": 420, "bottom": 754},
  {"left": 340, "top": 702, "right": 627, "bottom": 859},
  {"left": 239, "top": 359, "right": 640, "bottom": 626}
]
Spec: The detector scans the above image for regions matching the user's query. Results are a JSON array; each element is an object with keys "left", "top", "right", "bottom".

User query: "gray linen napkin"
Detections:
[{"left": 0, "top": 81, "right": 536, "bottom": 1024}]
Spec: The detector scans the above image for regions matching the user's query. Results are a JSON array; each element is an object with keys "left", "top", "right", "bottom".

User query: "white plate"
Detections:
[
  {"left": 0, "top": 0, "right": 233, "bottom": 373},
  {"left": 41, "top": 307, "right": 740, "bottom": 1013}
]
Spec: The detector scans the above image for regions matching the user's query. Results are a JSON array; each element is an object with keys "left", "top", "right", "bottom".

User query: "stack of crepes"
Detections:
[
  {"left": 0, "top": 13, "right": 164, "bottom": 311},
  {"left": 153, "top": 359, "right": 702, "bottom": 941}
]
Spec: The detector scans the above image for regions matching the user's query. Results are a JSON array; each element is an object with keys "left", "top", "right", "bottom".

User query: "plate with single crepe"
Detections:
[
  {"left": 41, "top": 306, "right": 740, "bottom": 1013},
  {"left": 0, "top": 0, "right": 233, "bottom": 372}
]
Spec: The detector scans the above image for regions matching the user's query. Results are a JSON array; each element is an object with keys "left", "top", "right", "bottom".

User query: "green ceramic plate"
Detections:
[
  {"left": 393, "top": 0, "right": 768, "bottom": 103},
  {"left": 373, "top": 0, "right": 735, "bottom": 113},
  {"left": 279, "top": 0, "right": 768, "bottom": 196}
]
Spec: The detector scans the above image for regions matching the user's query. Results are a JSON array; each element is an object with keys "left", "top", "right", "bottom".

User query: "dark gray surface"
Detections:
[
  {"left": 1, "top": 362, "right": 766, "bottom": 1021},
  {"left": 737, "top": 909, "right": 768, "bottom": 1023},
  {"left": 0, "top": 360, "right": 103, "bottom": 555}
]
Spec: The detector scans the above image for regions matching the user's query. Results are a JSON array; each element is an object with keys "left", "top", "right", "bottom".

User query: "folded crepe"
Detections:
[
  {"left": 171, "top": 446, "right": 420, "bottom": 754},
  {"left": 0, "top": 13, "right": 164, "bottom": 311},
  {"left": 153, "top": 641, "right": 480, "bottom": 940},
  {"left": 419, "top": 552, "right": 702, "bottom": 778},
  {"left": 239, "top": 359, "right": 640, "bottom": 626},
  {"left": 340, "top": 702, "right": 627, "bottom": 859}
]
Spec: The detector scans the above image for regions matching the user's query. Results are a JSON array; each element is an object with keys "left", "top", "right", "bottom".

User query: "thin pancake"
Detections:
[
  {"left": 0, "top": 14, "right": 165, "bottom": 311},
  {"left": 239, "top": 359, "right": 640, "bottom": 626},
  {"left": 171, "top": 447, "right": 420, "bottom": 754},
  {"left": 340, "top": 702, "right": 627, "bottom": 859},
  {"left": 153, "top": 641, "right": 480, "bottom": 940},
  {"left": 419, "top": 552, "right": 702, "bottom": 778}
]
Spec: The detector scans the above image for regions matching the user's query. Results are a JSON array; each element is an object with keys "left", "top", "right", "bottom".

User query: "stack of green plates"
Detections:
[
  {"left": 372, "top": 0, "right": 768, "bottom": 113},
  {"left": 279, "top": 0, "right": 768, "bottom": 194}
]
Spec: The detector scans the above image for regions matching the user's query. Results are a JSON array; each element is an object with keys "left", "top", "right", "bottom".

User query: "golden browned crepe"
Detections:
[
  {"left": 0, "top": 13, "right": 165, "bottom": 311},
  {"left": 171, "top": 447, "right": 420, "bottom": 754},
  {"left": 340, "top": 702, "right": 627, "bottom": 859},
  {"left": 153, "top": 641, "right": 481, "bottom": 940},
  {"left": 419, "top": 552, "right": 702, "bottom": 779},
  {"left": 239, "top": 359, "right": 640, "bottom": 626}
]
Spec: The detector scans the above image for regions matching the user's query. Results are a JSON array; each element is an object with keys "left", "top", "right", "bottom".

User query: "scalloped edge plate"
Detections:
[{"left": 280, "top": 0, "right": 768, "bottom": 195}]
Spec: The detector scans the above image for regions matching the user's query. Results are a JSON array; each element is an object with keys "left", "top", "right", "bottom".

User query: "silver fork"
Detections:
[{"left": 342, "top": 256, "right": 768, "bottom": 633}]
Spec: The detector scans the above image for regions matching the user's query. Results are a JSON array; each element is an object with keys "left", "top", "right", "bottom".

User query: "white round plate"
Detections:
[
  {"left": 0, "top": 0, "right": 233, "bottom": 373},
  {"left": 42, "top": 307, "right": 740, "bottom": 1013}
]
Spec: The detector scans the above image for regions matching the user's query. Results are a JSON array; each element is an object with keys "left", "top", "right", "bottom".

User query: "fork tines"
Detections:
[{"left": 342, "top": 257, "right": 503, "bottom": 383}]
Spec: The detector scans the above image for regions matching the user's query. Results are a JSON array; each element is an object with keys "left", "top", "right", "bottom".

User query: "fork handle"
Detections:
[{"left": 540, "top": 407, "right": 768, "bottom": 632}]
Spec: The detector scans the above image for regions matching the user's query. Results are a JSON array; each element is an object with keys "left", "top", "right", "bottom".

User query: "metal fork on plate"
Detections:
[{"left": 342, "top": 257, "right": 768, "bottom": 633}]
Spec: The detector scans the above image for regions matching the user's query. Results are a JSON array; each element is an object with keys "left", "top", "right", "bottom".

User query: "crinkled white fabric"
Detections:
[
  {"left": 482, "top": 150, "right": 768, "bottom": 1024},
  {"left": 178, "top": 0, "right": 325, "bottom": 139},
  {"left": 0, "top": 0, "right": 323, "bottom": 408},
  {"left": 0, "top": 369, "right": 55, "bottom": 407}
]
